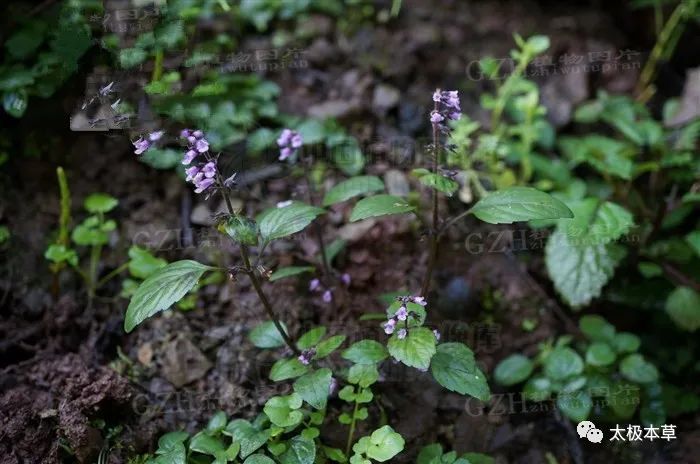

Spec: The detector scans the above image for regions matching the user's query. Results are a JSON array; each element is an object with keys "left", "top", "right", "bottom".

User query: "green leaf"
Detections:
[
  {"left": 323, "top": 176, "right": 385, "bottom": 206},
  {"left": 460, "top": 453, "right": 495, "bottom": 464},
  {"left": 493, "top": 354, "right": 534, "bottom": 386},
  {"left": 279, "top": 435, "right": 316, "bottom": 464},
  {"left": 249, "top": 321, "right": 289, "bottom": 349},
  {"left": 545, "top": 228, "right": 625, "bottom": 308},
  {"left": 469, "top": 187, "right": 573, "bottom": 224},
  {"left": 560, "top": 199, "right": 634, "bottom": 245},
  {"left": 269, "top": 358, "right": 309, "bottom": 381},
  {"left": 244, "top": 455, "right": 276, "bottom": 464},
  {"left": 297, "top": 327, "right": 327, "bottom": 350},
  {"left": 559, "top": 135, "right": 634, "bottom": 180},
  {"left": 348, "top": 364, "right": 379, "bottom": 388},
  {"left": 224, "top": 420, "right": 269, "bottom": 458},
  {"left": 523, "top": 377, "right": 552, "bottom": 401},
  {"left": 221, "top": 215, "right": 259, "bottom": 246},
  {"left": 269, "top": 266, "right": 315, "bottom": 282},
  {"left": 259, "top": 202, "right": 325, "bottom": 242},
  {"left": 119, "top": 47, "right": 147, "bottom": 68},
  {"left": 124, "top": 260, "right": 213, "bottom": 332},
  {"left": 665, "top": 286, "right": 700, "bottom": 332},
  {"left": 44, "top": 244, "right": 78, "bottom": 266},
  {"left": 205, "top": 411, "right": 228, "bottom": 435},
  {"left": 544, "top": 347, "right": 584, "bottom": 381},
  {"left": 557, "top": 391, "right": 592, "bottom": 422},
  {"left": 342, "top": 340, "right": 389, "bottom": 364},
  {"left": 417, "top": 444, "right": 442, "bottom": 464},
  {"left": 127, "top": 246, "right": 167, "bottom": 280},
  {"left": 365, "top": 426, "right": 405, "bottom": 462},
  {"left": 315, "top": 335, "right": 346, "bottom": 358},
  {"left": 387, "top": 327, "right": 437, "bottom": 369},
  {"left": 3, "top": 90, "right": 28, "bottom": 118},
  {"left": 349, "top": 195, "right": 414, "bottom": 222},
  {"left": 324, "top": 446, "right": 347, "bottom": 463},
  {"left": 189, "top": 431, "right": 225, "bottom": 455},
  {"left": 619, "top": 354, "right": 658, "bottom": 384},
  {"left": 419, "top": 173, "right": 459, "bottom": 196},
  {"left": 579, "top": 315, "right": 616, "bottom": 342},
  {"left": 685, "top": 231, "right": 700, "bottom": 257},
  {"left": 585, "top": 342, "right": 616, "bottom": 367},
  {"left": 612, "top": 332, "right": 641, "bottom": 353},
  {"left": 84, "top": 193, "right": 118, "bottom": 213},
  {"left": 430, "top": 343, "right": 490, "bottom": 401},
  {"left": 264, "top": 394, "right": 303, "bottom": 427},
  {"left": 293, "top": 368, "right": 332, "bottom": 409}
]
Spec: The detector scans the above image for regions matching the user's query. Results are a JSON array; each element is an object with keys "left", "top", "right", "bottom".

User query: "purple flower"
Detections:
[
  {"left": 329, "top": 377, "right": 338, "bottom": 395},
  {"left": 279, "top": 147, "right": 292, "bottom": 161},
  {"left": 395, "top": 305, "right": 408, "bottom": 321},
  {"left": 195, "top": 138, "right": 209, "bottom": 153},
  {"left": 192, "top": 130, "right": 204, "bottom": 139},
  {"left": 133, "top": 137, "right": 150, "bottom": 155},
  {"left": 182, "top": 149, "right": 198, "bottom": 165},
  {"left": 341, "top": 273, "right": 351, "bottom": 286},
  {"left": 193, "top": 176, "right": 215, "bottom": 194},
  {"left": 397, "top": 328, "right": 407, "bottom": 340},
  {"left": 430, "top": 112, "right": 444, "bottom": 123},
  {"left": 322, "top": 290, "right": 333, "bottom": 303},
  {"left": 433, "top": 329, "right": 441, "bottom": 341},
  {"left": 411, "top": 296, "right": 427, "bottom": 306},
  {"left": 309, "top": 278, "right": 321, "bottom": 292},
  {"left": 432, "top": 90, "right": 442, "bottom": 102},
  {"left": 383, "top": 319, "right": 396, "bottom": 335},
  {"left": 298, "top": 349, "right": 315, "bottom": 365},
  {"left": 99, "top": 81, "right": 115, "bottom": 96},
  {"left": 180, "top": 129, "right": 191, "bottom": 139},
  {"left": 202, "top": 162, "right": 216, "bottom": 178},
  {"left": 148, "top": 130, "right": 164, "bottom": 141},
  {"left": 187, "top": 135, "right": 196, "bottom": 144},
  {"left": 277, "top": 128, "right": 302, "bottom": 162},
  {"left": 185, "top": 166, "right": 200, "bottom": 181}
]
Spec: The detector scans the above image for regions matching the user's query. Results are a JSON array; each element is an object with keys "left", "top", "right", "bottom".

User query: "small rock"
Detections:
[
  {"left": 384, "top": 169, "right": 410, "bottom": 196},
  {"left": 137, "top": 343, "right": 153, "bottom": 366},
  {"left": 160, "top": 336, "right": 213, "bottom": 388},
  {"left": 307, "top": 100, "right": 359, "bottom": 119},
  {"left": 667, "top": 67, "right": 700, "bottom": 126},
  {"left": 373, "top": 84, "right": 400, "bottom": 115},
  {"left": 190, "top": 203, "right": 214, "bottom": 226},
  {"left": 306, "top": 38, "right": 336, "bottom": 64}
]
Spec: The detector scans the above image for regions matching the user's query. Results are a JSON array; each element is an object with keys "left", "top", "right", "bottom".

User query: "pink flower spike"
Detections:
[
  {"left": 341, "top": 273, "right": 351, "bottom": 286},
  {"left": 180, "top": 129, "right": 191, "bottom": 139},
  {"left": 185, "top": 166, "right": 199, "bottom": 181},
  {"left": 187, "top": 135, "right": 196, "bottom": 144},
  {"left": 133, "top": 137, "right": 150, "bottom": 155},
  {"left": 148, "top": 130, "right": 164, "bottom": 141},
  {"left": 432, "top": 90, "right": 442, "bottom": 102},
  {"left": 192, "top": 130, "right": 204, "bottom": 139},
  {"left": 279, "top": 147, "right": 292, "bottom": 161},
  {"left": 430, "top": 112, "right": 444, "bottom": 123},
  {"left": 383, "top": 319, "right": 396, "bottom": 335},
  {"left": 193, "top": 177, "right": 215, "bottom": 194},
  {"left": 309, "top": 278, "right": 321, "bottom": 292},
  {"left": 290, "top": 133, "right": 303, "bottom": 148},
  {"left": 397, "top": 328, "right": 407, "bottom": 340},
  {"left": 396, "top": 305, "right": 408, "bottom": 321}
]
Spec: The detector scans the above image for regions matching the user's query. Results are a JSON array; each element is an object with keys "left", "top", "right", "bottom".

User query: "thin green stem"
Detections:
[
  {"left": 95, "top": 261, "right": 130, "bottom": 290},
  {"left": 152, "top": 49, "right": 164, "bottom": 82},
  {"left": 345, "top": 397, "right": 360, "bottom": 456},
  {"left": 420, "top": 96, "right": 441, "bottom": 297}
]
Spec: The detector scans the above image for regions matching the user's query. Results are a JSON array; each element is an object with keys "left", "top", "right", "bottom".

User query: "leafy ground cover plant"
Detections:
[
  {"left": 493, "top": 314, "right": 699, "bottom": 425},
  {"left": 124, "top": 84, "right": 573, "bottom": 462}
]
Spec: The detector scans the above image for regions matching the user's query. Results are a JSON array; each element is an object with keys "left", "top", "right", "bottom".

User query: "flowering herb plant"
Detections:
[{"left": 124, "top": 85, "right": 573, "bottom": 463}]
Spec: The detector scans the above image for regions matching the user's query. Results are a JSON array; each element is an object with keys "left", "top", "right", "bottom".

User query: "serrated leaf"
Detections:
[
  {"left": 259, "top": 202, "right": 324, "bottom": 242},
  {"left": 493, "top": 354, "right": 534, "bottom": 386},
  {"left": 268, "top": 266, "right": 315, "bottom": 283},
  {"left": 244, "top": 454, "right": 276, "bottom": 464},
  {"left": 189, "top": 431, "right": 225, "bottom": 456},
  {"left": 323, "top": 176, "right": 385, "bottom": 206},
  {"left": 430, "top": 343, "right": 490, "bottom": 401},
  {"left": 315, "top": 335, "right": 346, "bottom": 358},
  {"left": 224, "top": 420, "right": 269, "bottom": 458},
  {"left": 470, "top": 187, "right": 573, "bottom": 224},
  {"left": 365, "top": 426, "right": 404, "bottom": 462},
  {"left": 221, "top": 215, "right": 258, "bottom": 246},
  {"left": 264, "top": 394, "right": 303, "bottom": 427},
  {"left": 124, "top": 260, "right": 213, "bottom": 332},
  {"left": 349, "top": 194, "right": 414, "bottom": 222},
  {"left": 665, "top": 286, "right": 700, "bottom": 332},
  {"left": 293, "top": 368, "right": 332, "bottom": 409},
  {"left": 342, "top": 340, "right": 389, "bottom": 364},
  {"left": 387, "top": 327, "right": 436, "bottom": 369}
]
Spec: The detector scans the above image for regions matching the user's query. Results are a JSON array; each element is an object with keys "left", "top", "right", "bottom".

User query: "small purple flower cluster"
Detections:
[
  {"left": 180, "top": 129, "right": 216, "bottom": 194},
  {"left": 383, "top": 295, "right": 428, "bottom": 338},
  {"left": 430, "top": 89, "right": 461, "bottom": 131},
  {"left": 309, "top": 273, "right": 351, "bottom": 304},
  {"left": 298, "top": 348, "right": 315, "bottom": 365},
  {"left": 133, "top": 131, "right": 164, "bottom": 155},
  {"left": 277, "top": 129, "right": 303, "bottom": 161}
]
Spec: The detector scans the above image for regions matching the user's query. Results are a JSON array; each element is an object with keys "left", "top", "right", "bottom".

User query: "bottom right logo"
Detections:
[{"left": 577, "top": 420, "right": 604, "bottom": 443}]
